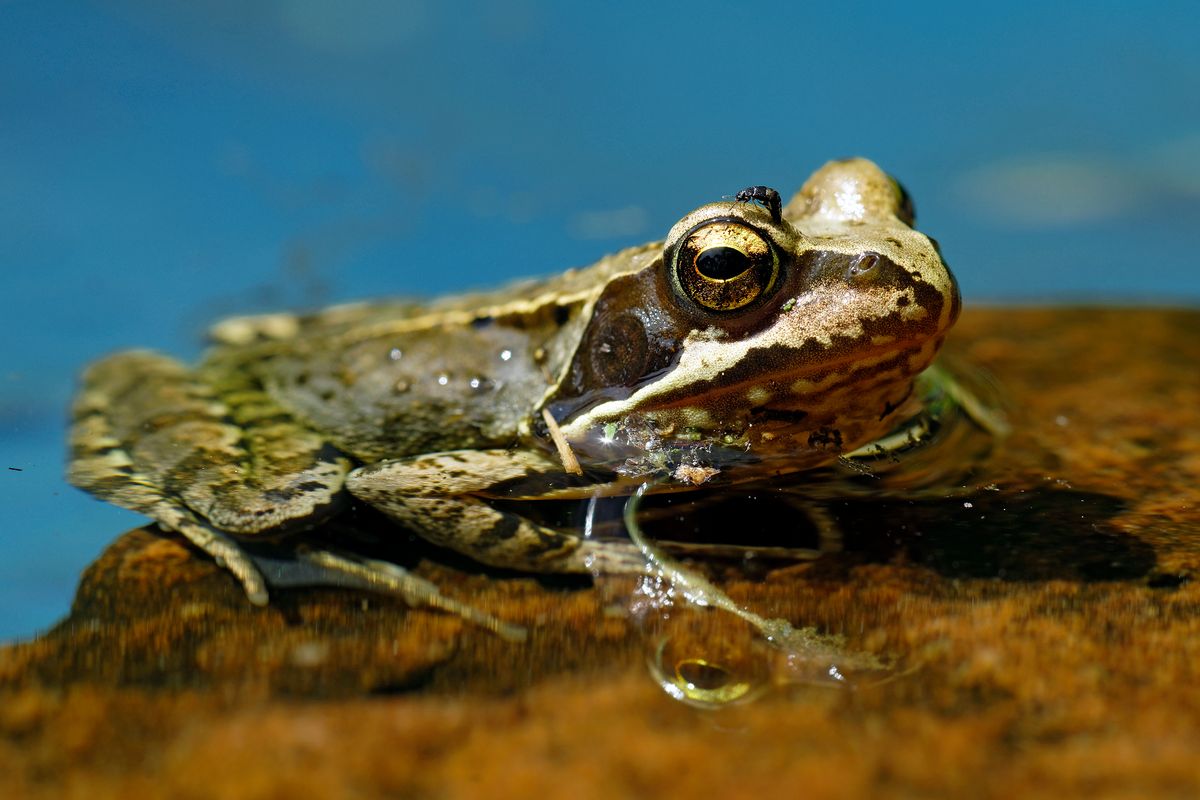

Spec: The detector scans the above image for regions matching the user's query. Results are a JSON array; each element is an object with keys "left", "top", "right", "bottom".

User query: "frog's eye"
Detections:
[
  {"left": 891, "top": 177, "right": 916, "bottom": 227},
  {"left": 671, "top": 220, "right": 779, "bottom": 313}
]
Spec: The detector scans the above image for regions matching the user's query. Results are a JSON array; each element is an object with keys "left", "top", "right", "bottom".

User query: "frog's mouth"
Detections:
[
  {"left": 561, "top": 331, "right": 942, "bottom": 439},
  {"left": 731, "top": 336, "right": 941, "bottom": 418}
]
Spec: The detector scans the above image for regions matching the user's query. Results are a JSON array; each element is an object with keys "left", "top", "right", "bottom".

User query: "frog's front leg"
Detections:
[
  {"left": 68, "top": 350, "right": 351, "bottom": 604},
  {"left": 347, "top": 450, "right": 649, "bottom": 575}
]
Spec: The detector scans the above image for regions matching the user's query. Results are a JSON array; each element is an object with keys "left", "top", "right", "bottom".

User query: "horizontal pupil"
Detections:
[{"left": 695, "top": 246, "right": 750, "bottom": 280}]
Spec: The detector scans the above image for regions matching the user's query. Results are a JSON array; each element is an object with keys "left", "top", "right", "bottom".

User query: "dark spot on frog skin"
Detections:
[
  {"left": 487, "top": 465, "right": 606, "bottom": 500},
  {"left": 534, "top": 527, "right": 569, "bottom": 551},
  {"left": 807, "top": 426, "right": 843, "bottom": 450},
  {"left": 480, "top": 514, "right": 521, "bottom": 544},
  {"left": 263, "top": 482, "right": 330, "bottom": 504},
  {"left": 749, "top": 407, "right": 809, "bottom": 424},
  {"left": 553, "top": 305, "right": 571, "bottom": 327},
  {"left": 471, "top": 315, "right": 494, "bottom": 329},
  {"left": 878, "top": 384, "right": 914, "bottom": 421}
]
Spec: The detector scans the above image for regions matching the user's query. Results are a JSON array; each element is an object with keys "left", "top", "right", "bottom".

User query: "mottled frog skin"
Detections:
[{"left": 68, "top": 159, "right": 960, "bottom": 634}]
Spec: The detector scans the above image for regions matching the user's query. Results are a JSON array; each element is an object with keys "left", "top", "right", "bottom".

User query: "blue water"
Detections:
[{"left": 3, "top": 1, "right": 1198, "bottom": 641}]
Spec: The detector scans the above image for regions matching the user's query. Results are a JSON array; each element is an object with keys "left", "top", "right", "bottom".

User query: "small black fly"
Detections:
[{"left": 734, "top": 185, "right": 782, "bottom": 224}]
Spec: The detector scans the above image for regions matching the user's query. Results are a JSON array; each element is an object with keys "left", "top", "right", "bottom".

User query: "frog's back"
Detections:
[{"left": 202, "top": 243, "right": 659, "bottom": 461}]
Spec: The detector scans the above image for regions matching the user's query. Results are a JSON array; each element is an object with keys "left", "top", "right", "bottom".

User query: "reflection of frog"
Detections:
[{"left": 68, "top": 158, "right": 960, "bottom": 636}]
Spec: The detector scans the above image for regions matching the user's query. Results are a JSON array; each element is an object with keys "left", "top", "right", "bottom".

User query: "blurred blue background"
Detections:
[{"left": 3, "top": 1, "right": 1198, "bottom": 641}]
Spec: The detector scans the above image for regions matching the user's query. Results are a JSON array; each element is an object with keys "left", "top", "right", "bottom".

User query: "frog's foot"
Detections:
[
  {"left": 159, "top": 510, "right": 271, "bottom": 605},
  {"left": 251, "top": 548, "right": 527, "bottom": 641},
  {"left": 347, "top": 450, "right": 649, "bottom": 576},
  {"left": 73, "top": 434, "right": 273, "bottom": 604},
  {"left": 68, "top": 350, "right": 351, "bottom": 606}
]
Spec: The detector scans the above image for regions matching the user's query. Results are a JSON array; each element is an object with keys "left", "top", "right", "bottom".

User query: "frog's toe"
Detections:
[
  {"left": 184, "top": 519, "right": 271, "bottom": 605},
  {"left": 249, "top": 547, "right": 526, "bottom": 641}
]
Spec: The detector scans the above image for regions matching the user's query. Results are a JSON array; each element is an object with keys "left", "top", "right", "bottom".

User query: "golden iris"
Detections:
[{"left": 672, "top": 221, "right": 778, "bottom": 312}]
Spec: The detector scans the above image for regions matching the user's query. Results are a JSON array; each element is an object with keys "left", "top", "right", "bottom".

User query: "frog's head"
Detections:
[{"left": 550, "top": 158, "right": 959, "bottom": 474}]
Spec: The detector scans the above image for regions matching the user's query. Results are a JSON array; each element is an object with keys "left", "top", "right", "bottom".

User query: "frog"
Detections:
[{"left": 68, "top": 158, "right": 963, "bottom": 640}]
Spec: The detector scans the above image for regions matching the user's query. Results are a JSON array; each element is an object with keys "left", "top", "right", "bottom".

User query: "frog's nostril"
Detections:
[{"left": 849, "top": 253, "right": 880, "bottom": 277}]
